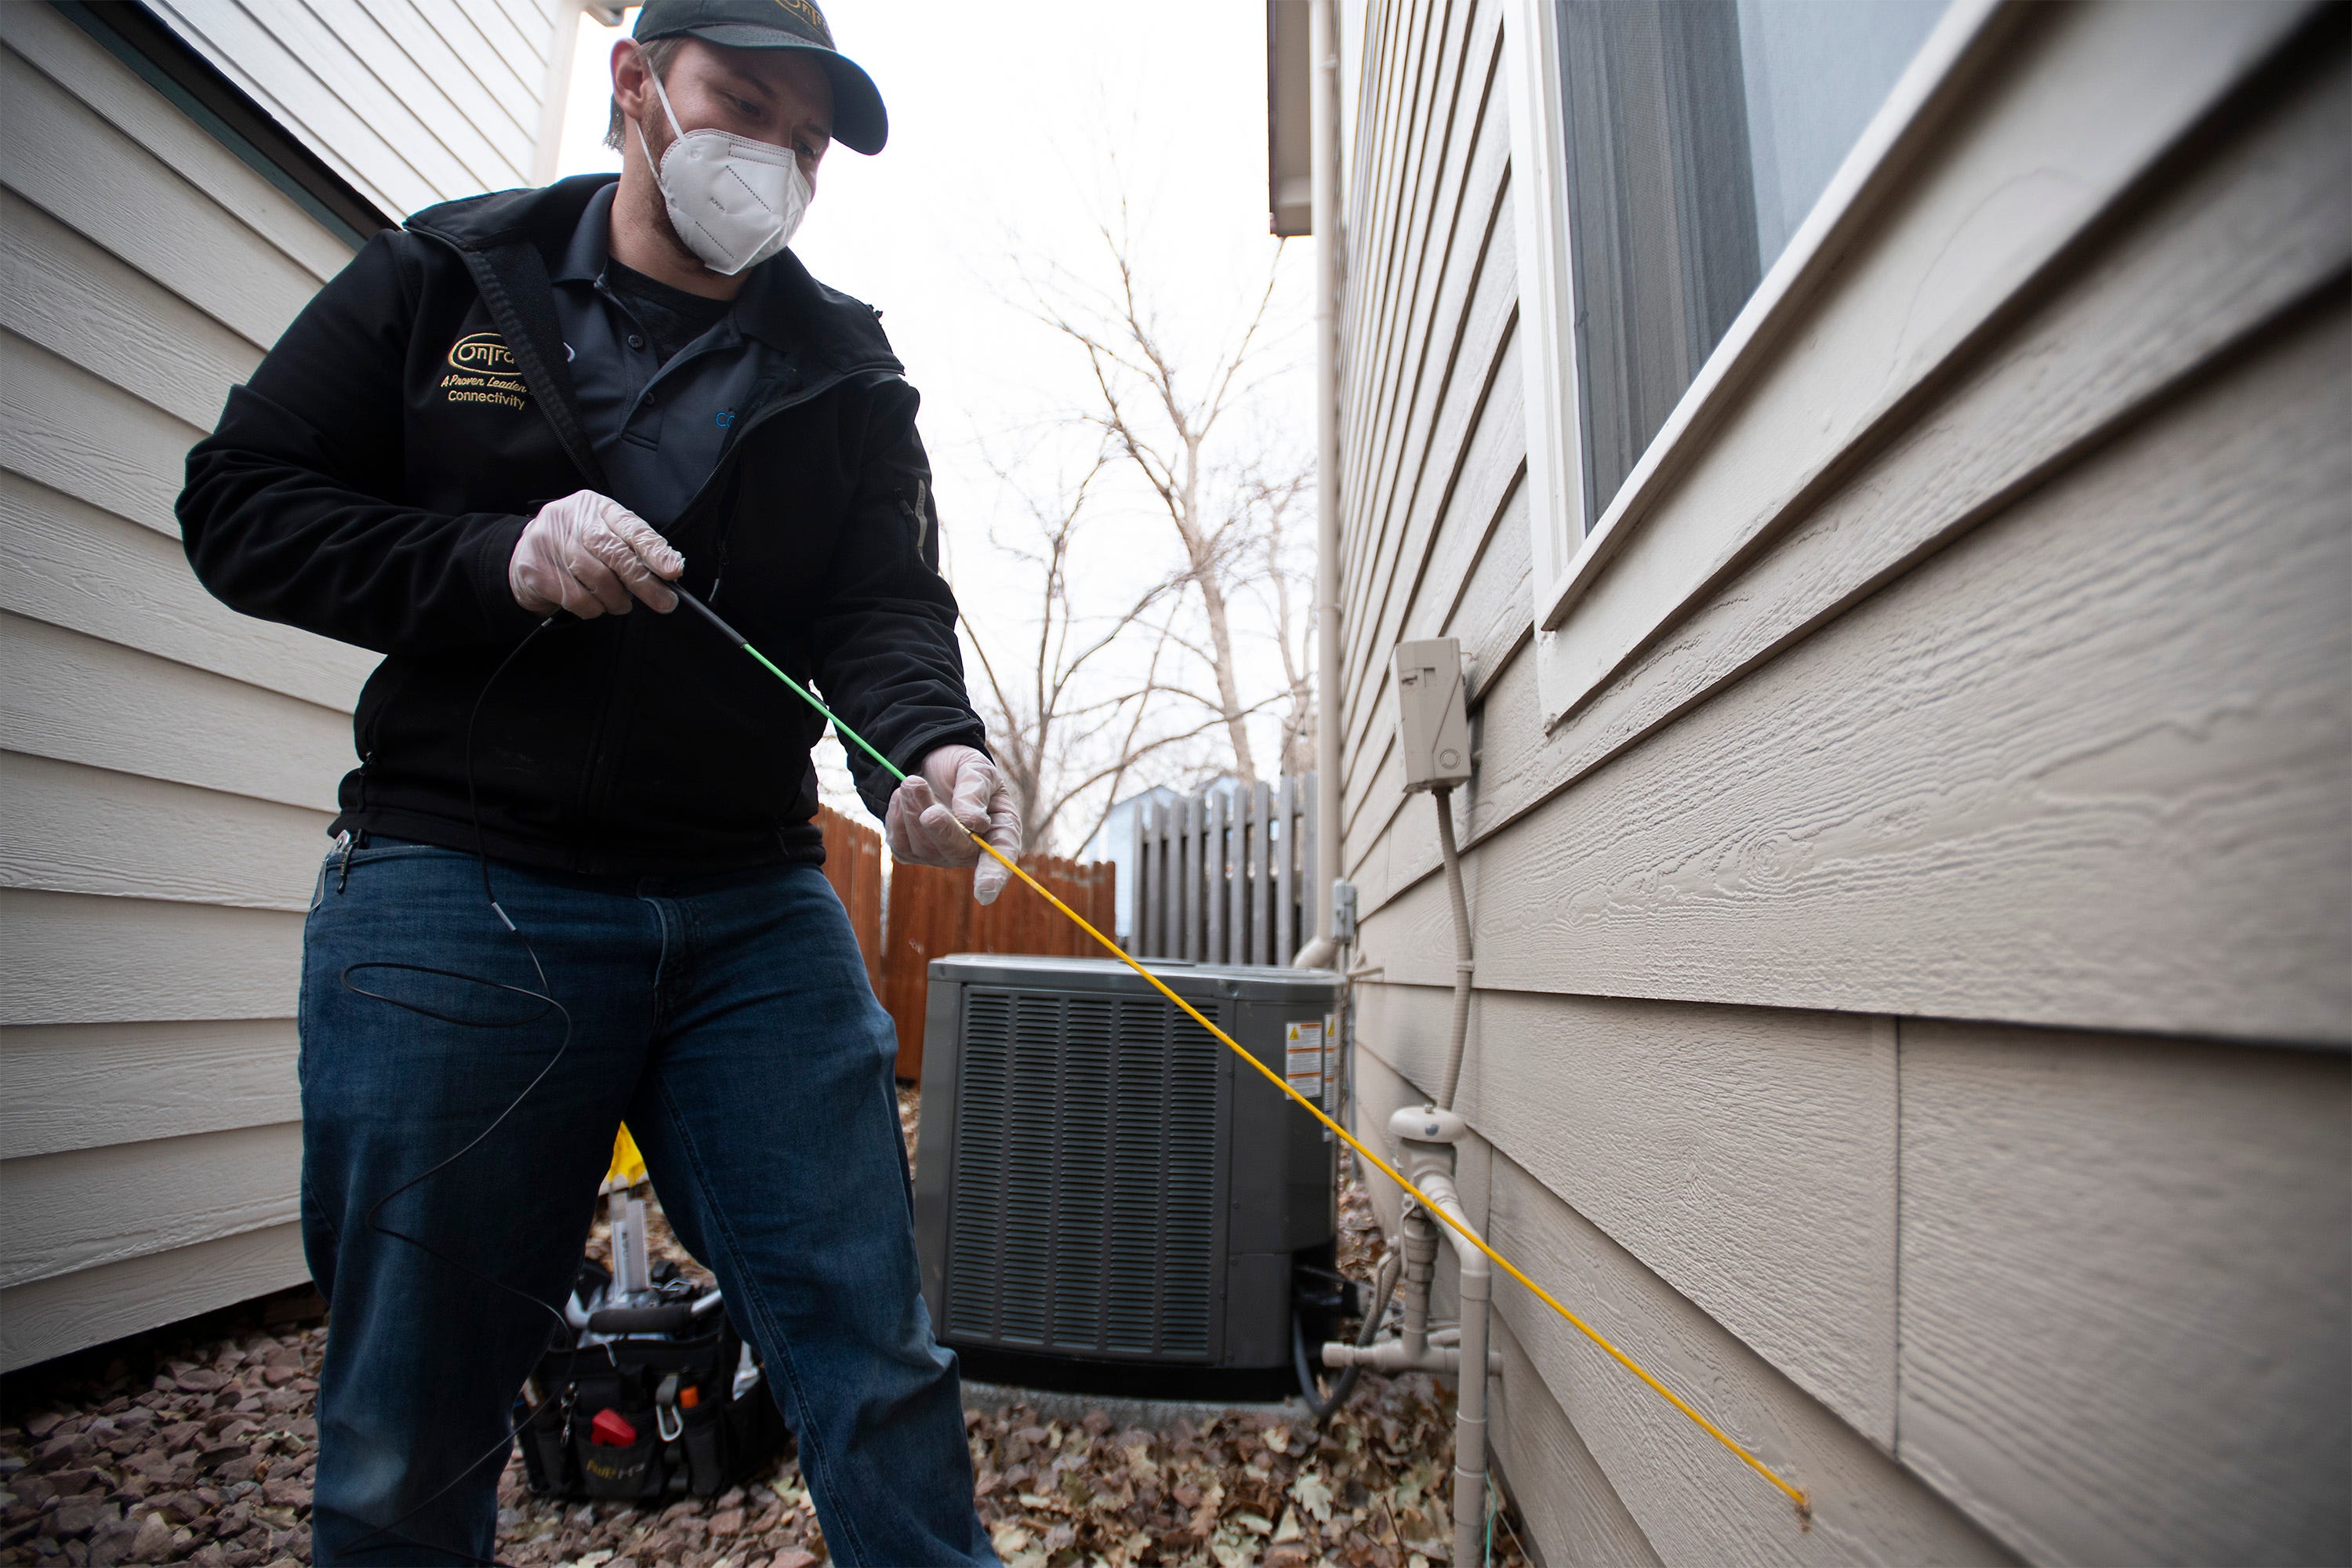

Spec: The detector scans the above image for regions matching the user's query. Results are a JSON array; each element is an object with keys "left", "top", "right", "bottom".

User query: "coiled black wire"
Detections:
[{"left": 329, "top": 618, "right": 582, "bottom": 1566}]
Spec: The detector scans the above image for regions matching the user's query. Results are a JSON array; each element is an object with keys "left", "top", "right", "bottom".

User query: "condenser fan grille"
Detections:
[{"left": 944, "top": 987, "right": 1223, "bottom": 1359}]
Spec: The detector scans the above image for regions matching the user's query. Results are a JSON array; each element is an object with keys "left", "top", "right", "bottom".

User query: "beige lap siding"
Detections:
[
  {"left": 1334, "top": 0, "right": 2350, "bottom": 1559},
  {"left": 141, "top": 0, "right": 554, "bottom": 220},
  {"left": 0, "top": 5, "right": 359, "bottom": 1370}
]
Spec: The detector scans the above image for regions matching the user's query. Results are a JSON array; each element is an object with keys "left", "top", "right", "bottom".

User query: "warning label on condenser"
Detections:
[{"left": 1286, "top": 1019, "right": 1326, "bottom": 1103}]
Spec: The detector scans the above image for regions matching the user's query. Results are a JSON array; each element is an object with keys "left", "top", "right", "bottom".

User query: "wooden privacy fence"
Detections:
[
  {"left": 815, "top": 805, "right": 1116, "bottom": 1081},
  {"left": 817, "top": 805, "right": 884, "bottom": 995},
  {"left": 1132, "top": 775, "right": 1317, "bottom": 967},
  {"left": 880, "top": 855, "right": 1118, "bottom": 1081}
]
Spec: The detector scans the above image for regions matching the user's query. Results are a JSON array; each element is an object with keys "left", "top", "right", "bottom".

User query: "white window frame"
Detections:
[
  {"left": 1501, "top": 0, "right": 1588, "bottom": 608},
  {"left": 1503, "top": 0, "right": 2009, "bottom": 722}
]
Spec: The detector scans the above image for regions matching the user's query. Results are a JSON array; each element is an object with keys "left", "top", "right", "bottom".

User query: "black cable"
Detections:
[
  {"left": 1293, "top": 1248, "right": 1402, "bottom": 1423},
  {"left": 1292, "top": 1311, "right": 1360, "bottom": 1422},
  {"left": 331, "top": 618, "right": 579, "bottom": 1567}
]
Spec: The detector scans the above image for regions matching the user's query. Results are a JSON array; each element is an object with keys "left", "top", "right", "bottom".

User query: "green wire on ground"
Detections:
[{"left": 670, "top": 586, "right": 1812, "bottom": 1522}]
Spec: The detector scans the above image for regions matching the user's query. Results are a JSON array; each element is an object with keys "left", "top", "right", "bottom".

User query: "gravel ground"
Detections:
[
  {"left": 1, "top": 1090, "right": 1530, "bottom": 1568},
  {"left": 0, "top": 1309, "right": 325, "bottom": 1567}
]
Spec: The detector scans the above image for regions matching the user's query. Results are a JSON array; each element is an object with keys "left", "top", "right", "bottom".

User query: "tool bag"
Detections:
[{"left": 514, "top": 1258, "right": 789, "bottom": 1501}]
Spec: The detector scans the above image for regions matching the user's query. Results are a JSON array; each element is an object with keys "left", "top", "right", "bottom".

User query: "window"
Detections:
[
  {"left": 1555, "top": 0, "right": 1947, "bottom": 522},
  {"left": 1508, "top": 0, "right": 1950, "bottom": 617}
]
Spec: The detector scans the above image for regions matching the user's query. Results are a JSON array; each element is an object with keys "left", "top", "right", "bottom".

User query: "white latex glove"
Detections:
[
  {"left": 510, "top": 490, "right": 683, "bottom": 618},
  {"left": 886, "top": 744, "right": 1021, "bottom": 905}
]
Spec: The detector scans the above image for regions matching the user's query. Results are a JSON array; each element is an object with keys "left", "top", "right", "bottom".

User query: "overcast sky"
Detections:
[{"left": 554, "top": 4, "right": 1319, "bottom": 838}]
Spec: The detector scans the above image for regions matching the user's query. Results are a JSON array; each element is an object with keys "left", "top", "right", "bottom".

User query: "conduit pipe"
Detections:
[
  {"left": 1319, "top": 1337, "right": 1502, "bottom": 1376},
  {"left": 1399, "top": 1200, "right": 1438, "bottom": 1364},
  {"left": 1432, "top": 785, "right": 1472, "bottom": 1112},
  {"left": 1422, "top": 1172, "right": 1493, "bottom": 1568},
  {"left": 1323, "top": 1109, "right": 1494, "bottom": 1566},
  {"left": 1294, "top": 0, "right": 1345, "bottom": 971}
]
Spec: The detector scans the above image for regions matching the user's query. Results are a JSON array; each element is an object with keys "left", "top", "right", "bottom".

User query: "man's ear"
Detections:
[{"left": 612, "top": 40, "right": 652, "bottom": 136}]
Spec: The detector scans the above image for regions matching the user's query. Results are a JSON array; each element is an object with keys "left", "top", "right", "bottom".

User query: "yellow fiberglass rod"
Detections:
[{"left": 670, "top": 586, "right": 1810, "bottom": 1522}]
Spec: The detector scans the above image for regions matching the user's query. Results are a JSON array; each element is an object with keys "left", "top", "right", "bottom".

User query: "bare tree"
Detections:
[
  {"left": 960, "top": 448, "right": 1243, "bottom": 856},
  {"left": 1018, "top": 214, "right": 1312, "bottom": 784},
  {"left": 1240, "top": 462, "right": 1317, "bottom": 779}
]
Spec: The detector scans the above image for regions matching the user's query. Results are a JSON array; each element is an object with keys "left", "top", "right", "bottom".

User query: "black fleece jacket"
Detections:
[{"left": 178, "top": 175, "right": 986, "bottom": 876}]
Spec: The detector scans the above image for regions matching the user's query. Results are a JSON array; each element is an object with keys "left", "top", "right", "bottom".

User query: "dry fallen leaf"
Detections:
[
  {"left": 0, "top": 1139, "right": 1535, "bottom": 1568},
  {"left": 1209, "top": 1523, "right": 1256, "bottom": 1568},
  {"left": 990, "top": 1518, "right": 1051, "bottom": 1568}
]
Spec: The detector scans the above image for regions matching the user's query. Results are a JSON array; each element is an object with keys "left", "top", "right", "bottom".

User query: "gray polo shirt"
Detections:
[{"left": 551, "top": 183, "right": 803, "bottom": 526}]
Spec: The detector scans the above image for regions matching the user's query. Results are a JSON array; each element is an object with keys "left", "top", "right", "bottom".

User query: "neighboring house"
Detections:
[
  {"left": 1, "top": 0, "right": 593, "bottom": 1370},
  {"left": 1292, "top": 0, "right": 2348, "bottom": 1562}
]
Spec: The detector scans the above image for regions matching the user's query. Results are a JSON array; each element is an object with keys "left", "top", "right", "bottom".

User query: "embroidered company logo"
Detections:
[
  {"left": 440, "top": 332, "right": 528, "bottom": 411},
  {"left": 768, "top": 0, "right": 831, "bottom": 45},
  {"left": 446, "top": 332, "right": 514, "bottom": 374}
]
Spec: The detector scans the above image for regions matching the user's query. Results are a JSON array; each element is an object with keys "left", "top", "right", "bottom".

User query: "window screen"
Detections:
[{"left": 1555, "top": 0, "right": 1947, "bottom": 523}]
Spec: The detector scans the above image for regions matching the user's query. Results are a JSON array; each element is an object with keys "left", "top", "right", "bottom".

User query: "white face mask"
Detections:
[{"left": 633, "top": 59, "right": 813, "bottom": 277}]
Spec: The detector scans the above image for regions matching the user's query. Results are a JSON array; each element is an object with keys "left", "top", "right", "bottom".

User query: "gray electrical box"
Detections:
[
  {"left": 1393, "top": 637, "right": 1472, "bottom": 793},
  {"left": 912, "top": 955, "right": 1339, "bottom": 1373}
]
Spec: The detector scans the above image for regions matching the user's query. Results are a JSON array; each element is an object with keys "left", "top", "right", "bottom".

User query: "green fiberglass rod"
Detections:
[{"left": 673, "top": 586, "right": 911, "bottom": 788}]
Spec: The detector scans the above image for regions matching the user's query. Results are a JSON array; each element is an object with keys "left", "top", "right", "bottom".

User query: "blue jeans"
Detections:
[{"left": 297, "top": 837, "right": 993, "bottom": 1566}]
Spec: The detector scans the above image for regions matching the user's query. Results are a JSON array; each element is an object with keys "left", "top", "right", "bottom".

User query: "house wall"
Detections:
[
  {"left": 144, "top": 0, "right": 563, "bottom": 220},
  {"left": 1332, "top": 0, "right": 2350, "bottom": 1563},
  {"left": 0, "top": 0, "right": 555, "bottom": 1370}
]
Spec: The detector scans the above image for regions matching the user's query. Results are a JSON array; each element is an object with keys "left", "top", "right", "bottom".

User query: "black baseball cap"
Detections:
[{"left": 632, "top": 0, "right": 887, "bottom": 154}]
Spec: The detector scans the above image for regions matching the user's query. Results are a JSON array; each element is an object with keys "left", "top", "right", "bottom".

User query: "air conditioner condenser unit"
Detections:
[{"left": 911, "top": 955, "right": 1341, "bottom": 1387}]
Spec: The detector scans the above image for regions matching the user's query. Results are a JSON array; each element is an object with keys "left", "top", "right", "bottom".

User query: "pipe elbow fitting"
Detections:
[{"left": 1391, "top": 1105, "right": 1468, "bottom": 1145}]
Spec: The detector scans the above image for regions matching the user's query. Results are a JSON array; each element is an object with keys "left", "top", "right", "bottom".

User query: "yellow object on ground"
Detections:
[{"left": 603, "top": 1123, "right": 647, "bottom": 1193}]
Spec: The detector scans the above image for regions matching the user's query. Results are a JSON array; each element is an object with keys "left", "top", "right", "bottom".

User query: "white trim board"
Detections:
[
  {"left": 1497, "top": 0, "right": 1583, "bottom": 599},
  {"left": 1501, "top": 0, "right": 2321, "bottom": 728}
]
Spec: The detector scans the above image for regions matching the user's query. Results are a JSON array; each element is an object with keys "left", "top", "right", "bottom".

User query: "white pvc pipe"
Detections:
[
  {"left": 1316, "top": 1171, "right": 1499, "bottom": 1561},
  {"left": 1432, "top": 786, "right": 1474, "bottom": 1111},
  {"left": 1295, "top": 0, "right": 1345, "bottom": 969},
  {"left": 1452, "top": 1218, "right": 1492, "bottom": 1566},
  {"left": 1399, "top": 1202, "right": 1438, "bottom": 1363},
  {"left": 1417, "top": 1174, "right": 1492, "bottom": 1568},
  {"left": 1321, "top": 1338, "right": 1502, "bottom": 1375}
]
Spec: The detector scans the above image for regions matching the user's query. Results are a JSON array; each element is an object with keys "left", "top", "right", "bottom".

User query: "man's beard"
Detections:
[
  {"left": 633, "top": 113, "right": 713, "bottom": 271},
  {"left": 652, "top": 202, "right": 703, "bottom": 270}
]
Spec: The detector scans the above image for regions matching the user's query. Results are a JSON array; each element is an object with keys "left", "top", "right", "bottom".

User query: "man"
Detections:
[{"left": 177, "top": 3, "right": 1009, "bottom": 1562}]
